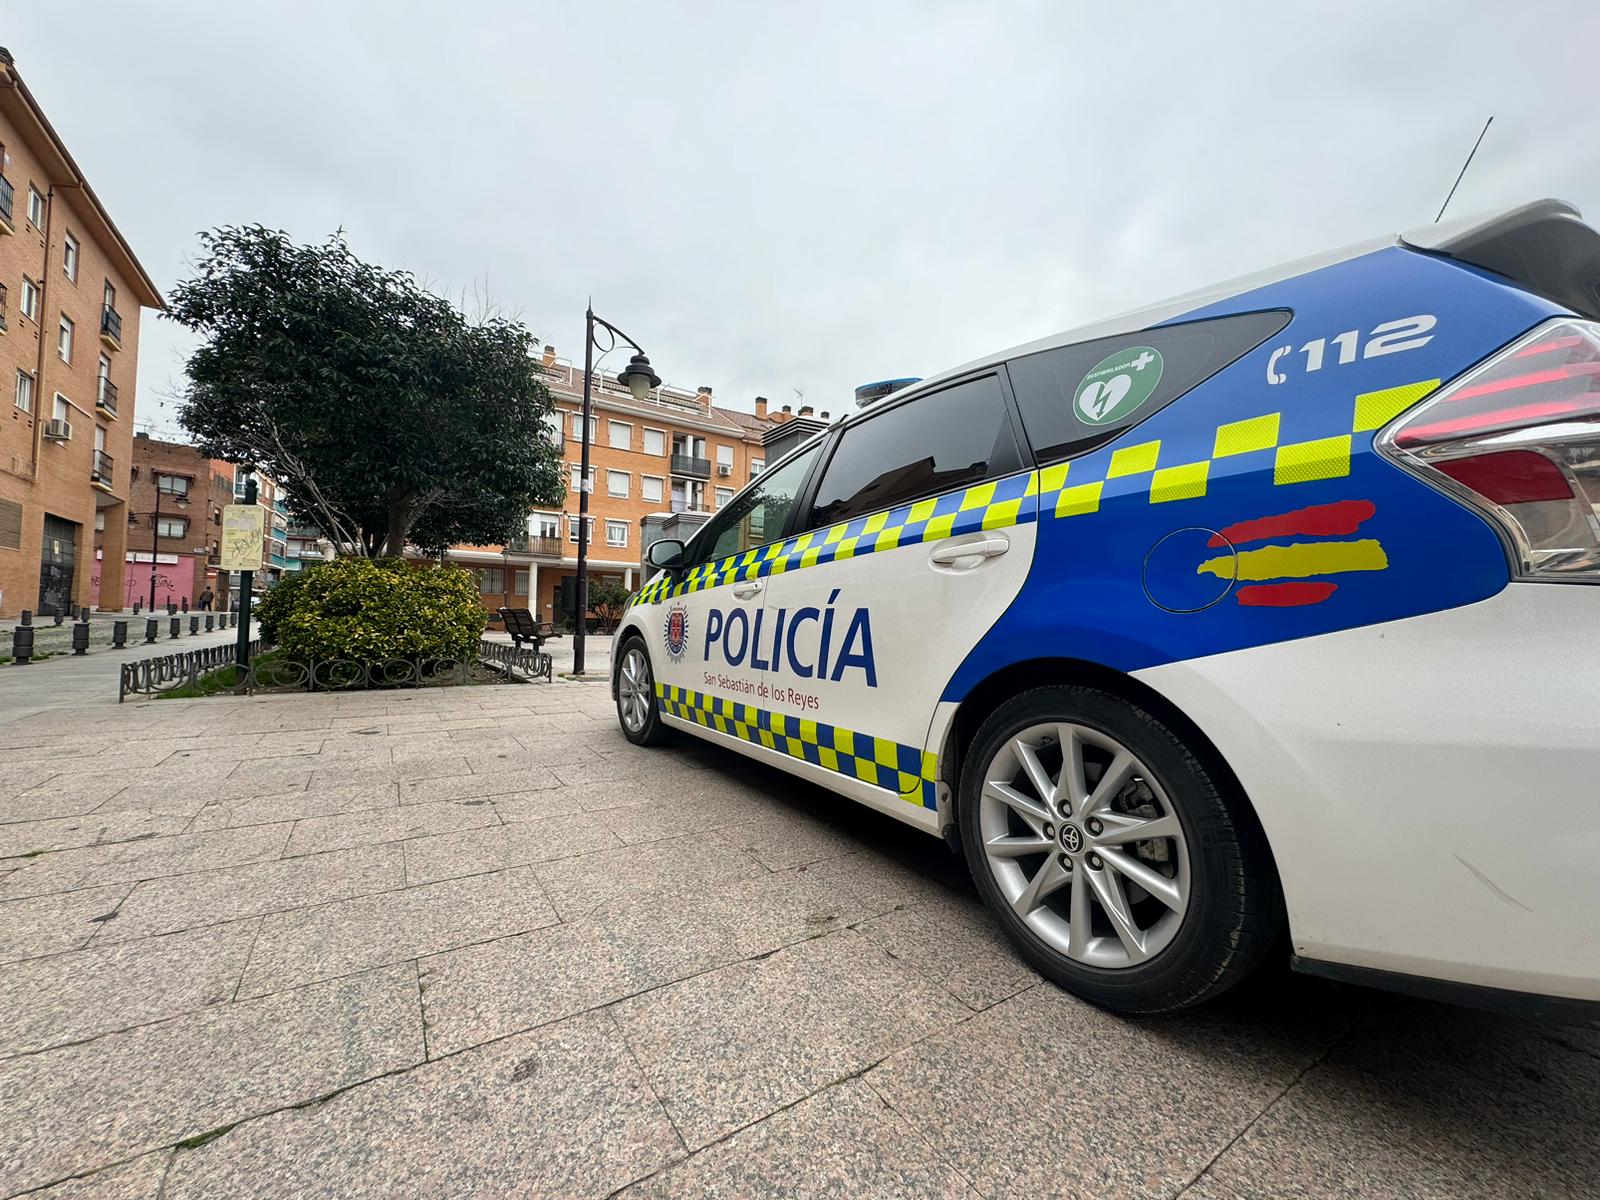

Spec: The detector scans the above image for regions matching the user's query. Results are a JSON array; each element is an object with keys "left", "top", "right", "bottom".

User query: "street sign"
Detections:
[{"left": 219, "top": 504, "right": 267, "bottom": 571}]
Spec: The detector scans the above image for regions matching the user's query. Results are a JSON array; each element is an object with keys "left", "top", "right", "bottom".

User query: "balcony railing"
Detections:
[
  {"left": 0, "top": 281, "right": 7, "bottom": 332},
  {"left": 670, "top": 453, "right": 710, "bottom": 478},
  {"left": 100, "top": 304, "right": 123, "bottom": 349},
  {"left": 96, "top": 377, "right": 118, "bottom": 417},
  {"left": 91, "top": 449, "right": 115, "bottom": 486},
  {"left": 0, "top": 175, "right": 12, "bottom": 230}
]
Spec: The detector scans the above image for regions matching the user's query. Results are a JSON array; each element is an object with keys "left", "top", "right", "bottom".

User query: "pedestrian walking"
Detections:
[{"left": 198, "top": 587, "right": 214, "bottom": 612}]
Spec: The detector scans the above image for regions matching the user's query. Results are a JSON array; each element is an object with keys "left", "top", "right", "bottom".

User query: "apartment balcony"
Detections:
[
  {"left": 0, "top": 281, "right": 7, "bottom": 333},
  {"left": 96, "top": 377, "right": 118, "bottom": 419},
  {"left": 90, "top": 449, "right": 115, "bottom": 492},
  {"left": 0, "top": 175, "right": 13, "bottom": 235},
  {"left": 670, "top": 453, "right": 710, "bottom": 478},
  {"left": 100, "top": 304, "right": 123, "bottom": 351},
  {"left": 505, "top": 533, "right": 565, "bottom": 558}
]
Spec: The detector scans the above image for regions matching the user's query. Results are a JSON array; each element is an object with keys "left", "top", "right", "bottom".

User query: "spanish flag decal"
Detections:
[{"left": 1197, "top": 500, "right": 1387, "bottom": 607}]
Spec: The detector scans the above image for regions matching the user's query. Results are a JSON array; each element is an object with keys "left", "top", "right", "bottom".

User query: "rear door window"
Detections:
[
  {"left": 805, "top": 374, "right": 1022, "bottom": 529},
  {"left": 1005, "top": 311, "right": 1290, "bottom": 463}
]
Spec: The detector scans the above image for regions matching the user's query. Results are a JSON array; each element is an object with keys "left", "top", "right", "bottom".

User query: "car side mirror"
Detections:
[{"left": 646, "top": 538, "right": 685, "bottom": 571}]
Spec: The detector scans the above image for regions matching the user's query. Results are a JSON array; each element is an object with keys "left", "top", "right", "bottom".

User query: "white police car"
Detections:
[{"left": 613, "top": 199, "right": 1600, "bottom": 1019}]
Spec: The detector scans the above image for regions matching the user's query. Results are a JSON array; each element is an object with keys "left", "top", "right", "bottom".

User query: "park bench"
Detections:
[{"left": 495, "top": 607, "right": 556, "bottom": 681}]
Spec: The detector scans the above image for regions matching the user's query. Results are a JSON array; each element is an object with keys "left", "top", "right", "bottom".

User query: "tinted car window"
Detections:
[
  {"left": 807, "top": 375, "right": 1021, "bottom": 529},
  {"left": 695, "top": 443, "right": 819, "bottom": 565},
  {"left": 1005, "top": 311, "right": 1290, "bottom": 463}
]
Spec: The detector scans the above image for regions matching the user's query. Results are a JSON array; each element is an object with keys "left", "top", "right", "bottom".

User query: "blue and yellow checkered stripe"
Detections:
[
  {"left": 628, "top": 379, "right": 1439, "bottom": 606},
  {"left": 655, "top": 684, "right": 940, "bottom": 808},
  {"left": 632, "top": 469, "right": 1038, "bottom": 605}
]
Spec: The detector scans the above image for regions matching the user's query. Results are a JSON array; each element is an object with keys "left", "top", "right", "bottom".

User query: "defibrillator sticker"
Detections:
[{"left": 1074, "top": 346, "right": 1164, "bottom": 425}]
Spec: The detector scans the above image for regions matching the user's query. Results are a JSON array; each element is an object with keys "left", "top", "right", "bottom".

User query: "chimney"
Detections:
[
  {"left": 541, "top": 344, "right": 557, "bottom": 367},
  {"left": 754, "top": 396, "right": 768, "bottom": 420},
  {"left": 820, "top": 411, "right": 830, "bottom": 420},
  {"left": 782, "top": 404, "right": 792, "bottom": 414},
  {"left": 696, "top": 385, "right": 713, "bottom": 412},
  {"left": 798, "top": 405, "right": 814, "bottom": 418}
]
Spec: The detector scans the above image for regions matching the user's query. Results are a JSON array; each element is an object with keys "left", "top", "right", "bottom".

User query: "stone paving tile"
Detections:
[
  {"left": 0, "top": 963, "right": 424, "bottom": 1195},
  {"left": 0, "top": 883, "right": 132, "bottom": 963},
  {"left": 593, "top": 789, "right": 784, "bottom": 846},
  {"left": 0, "top": 786, "right": 106, "bottom": 825},
  {"left": 422, "top": 861, "right": 927, "bottom": 1057},
  {"left": 185, "top": 783, "right": 401, "bottom": 832},
  {"left": 613, "top": 929, "right": 970, "bottom": 1149},
  {"left": 712, "top": 810, "right": 866, "bottom": 871},
  {"left": 856, "top": 899, "right": 1040, "bottom": 1010},
  {"left": 97, "top": 845, "right": 404, "bottom": 944},
  {"left": 552, "top": 755, "right": 708, "bottom": 788},
  {"left": 401, "top": 814, "right": 619, "bottom": 886},
  {"left": 619, "top": 1079, "right": 977, "bottom": 1200},
  {"left": 4, "top": 776, "right": 129, "bottom": 813},
  {"left": 281, "top": 800, "right": 497, "bottom": 858},
  {"left": 396, "top": 768, "right": 567, "bottom": 806},
  {"left": 0, "top": 764, "right": 66, "bottom": 800},
  {"left": 24, "top": 1150, "right": 171, "bottom": 1199},
  {"left": 0, "top": 920, "right": 258, "bottom": 1056},
  {"left": 493, "top": 781, "right": 645, "bottom": 820},
  {"left": 0, "top": 810, "right": 192, "bottom": 859},
  {"left": 532, "top": 833, "right": 767, "bottom": 922},
  {"left": 238, "top": 866, "right": 558, "bottom": 997},
  {"left": 864, "top": 976, "right": 1357, "bottom": 1200},
  {"left": 1184, "top": 999, "right": 1600, "bottom": 1200},
  {"left": 0, "top": 824, "right": 293, "bottom": 901},
  {"left": 162, "top": 1009, "right": 681, "bottom": 1199}
]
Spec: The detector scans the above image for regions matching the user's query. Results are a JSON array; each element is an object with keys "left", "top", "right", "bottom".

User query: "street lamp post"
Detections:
[{"left": 574, "top": 304, "right": 660, "bottom": 676}]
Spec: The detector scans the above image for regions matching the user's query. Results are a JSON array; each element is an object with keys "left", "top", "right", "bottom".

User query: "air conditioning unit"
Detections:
[
  {"left": 717, "top": 464, "right": 731, "bottom": 477},
  {"left": 42, "top": 418, "right": 71, "bottom": 442}
]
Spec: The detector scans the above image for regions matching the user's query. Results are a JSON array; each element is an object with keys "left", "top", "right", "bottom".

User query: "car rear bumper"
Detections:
[{"left": 1133, "top": 583, "right": 1600, "bottom": 1004}]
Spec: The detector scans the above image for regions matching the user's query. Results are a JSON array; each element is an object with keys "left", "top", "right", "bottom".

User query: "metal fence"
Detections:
[{"left": 118, "top": 639, "right": 553, "bottom": 701}]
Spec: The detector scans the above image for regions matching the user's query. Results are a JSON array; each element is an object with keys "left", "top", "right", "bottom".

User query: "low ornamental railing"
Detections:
[{"left": 118, "top": 638, "right": 552, "bottom": 701}]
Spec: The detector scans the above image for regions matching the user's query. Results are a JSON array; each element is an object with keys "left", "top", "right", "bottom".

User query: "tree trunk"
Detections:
[{"left": 381, "top": 504, "right": 411, "bottom": 558}]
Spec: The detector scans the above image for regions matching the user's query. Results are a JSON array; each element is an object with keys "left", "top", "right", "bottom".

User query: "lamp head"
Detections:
[{"left": 617, "top": 352, "right": 662, "bottom": 402}]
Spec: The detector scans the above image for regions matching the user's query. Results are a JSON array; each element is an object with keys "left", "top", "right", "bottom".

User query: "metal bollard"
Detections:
[
  {"left": 145, "top": 617, "right": 159, "bottom": 644},
  {"left": 113, "top": 619, "right": 128, "bottom": 649},
  {"left": 133, "top": 599, "right": 141, "bottom": 615},
  {"left": 71, "top": 618, "right": 90, "bottom": 656},
  {"left": 11, "top": 621, "right": 33, "bottom": 665},
  {"left": 52, "top": 607, "right": 64, "bottom": 626},
  {"left": 189, "top": 616, "right": 200, "bottom": 636},
  {"left": 169, "top": 617, "right": 181, "bottom": 640},
  {"left": 205, "top": 614, "right": 214, "bottom": 632}
]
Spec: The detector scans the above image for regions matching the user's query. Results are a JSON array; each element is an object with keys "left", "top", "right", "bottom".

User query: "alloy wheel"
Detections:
[
  {"left": 977, "top": 721, "right": 1190, "bottom": 968},
  {"left": 618, "top": 645, "right": 653, "bottom": 733}
]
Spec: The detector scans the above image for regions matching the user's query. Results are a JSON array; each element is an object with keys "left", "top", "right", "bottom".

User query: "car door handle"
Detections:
[
  {"left": 731, "top": 581, "right": 764, "bottom": 599},
  {"left": 929, "top": 535, "right": 1010, "bottom": 565}
]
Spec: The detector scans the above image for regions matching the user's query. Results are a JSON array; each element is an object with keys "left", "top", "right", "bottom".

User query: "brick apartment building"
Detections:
[
  {"left": 103, "top": 433, "right": 234, "bottom": 611},
  {"left": 0, "top": 48, "right": 163, "bottom": 618},
  {"left": 444, "top": 346, "right": 827, "bottom": 625}
]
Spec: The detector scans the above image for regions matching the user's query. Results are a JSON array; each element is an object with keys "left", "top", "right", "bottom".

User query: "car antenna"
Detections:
[{"left": 1435, "top": 116, "right": 1494, "bottom": 223}]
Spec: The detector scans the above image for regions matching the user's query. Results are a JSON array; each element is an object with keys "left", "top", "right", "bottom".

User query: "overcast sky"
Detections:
[{"left": 11, "top": 1, "right": 1600, "bottom": 437}]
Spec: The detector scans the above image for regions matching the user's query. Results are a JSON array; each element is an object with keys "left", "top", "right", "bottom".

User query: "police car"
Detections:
[{"left": 612, "top": 199, "right": 1600, "bottom": 1019}]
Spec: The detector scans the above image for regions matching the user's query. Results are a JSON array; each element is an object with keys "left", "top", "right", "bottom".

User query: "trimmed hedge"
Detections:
[{"left": 258, "top": 558, "right": 486, "bottom": 665}]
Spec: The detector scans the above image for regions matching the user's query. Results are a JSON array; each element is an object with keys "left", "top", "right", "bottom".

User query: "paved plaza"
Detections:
[{"left": 0, "top": 659, "right": 1594, "bottom": 1198}]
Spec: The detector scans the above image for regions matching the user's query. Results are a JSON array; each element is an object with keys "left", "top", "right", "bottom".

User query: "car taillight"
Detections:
[{"left": 1380, "top": 318, "right": 1600, "bottom": 580}]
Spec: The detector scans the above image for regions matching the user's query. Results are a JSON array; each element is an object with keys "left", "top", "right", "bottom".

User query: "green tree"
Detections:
[
  {"left": 587, "top": 579, "right": 631, "bottom": 633},
  {"left": 167, "top": 226, "right": 566, "bottom": 557}
]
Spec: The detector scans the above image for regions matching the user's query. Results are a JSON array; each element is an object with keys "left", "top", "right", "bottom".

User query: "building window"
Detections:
[
  {"left": 157, "top": 517, "right": 188, "bottom": 538},
  {"left": 569, "top": 464, "right": 595, "bottom": 492},
  {"left": 27, "top": 184, "right": 44, "bottom": 228},
  {"left": 751, "top": 459, "right": 764, "bottom": 476},
  {"left": 14, "top": 370, "right": 32, "bottom": 413},
  {"left": 671, "top": 479, "right": 707, "bottom": 512},
  {"left": 63, "top": 232, "right": 79, "bottom": 282},
  {"left": 641, "top": 474, "right": 664, "bottom": 503},
  {"left": 608, "top": 420, "right": 631, "bottom": 449},
  {"left": 715, "top": 487, "right": 733, "bottom": 508},
  {"left": 95, "top": 511, "right": 106, "bottom": 533},
  {"left": 570, "top": 412, "right": 597, "bottom": 441},
  {"left": 477, "top": 567, "right": 505, "bottom": 594},
  {"left": 643, "top": 427, "right": 666, "bottom": 456},
  {"left": 607, "top": 469, "right": 629, "bottom": 498},
  {"left": 20, "top": 277, "right": 38, "bottom": 321},
  {"left": 53, "top": 393, "right": 69, "bottom": 423},
  {"left": 513, "top": 568, "right": 530, "bottom": 595},
  {"left": 568, "top": 515, "right": 594, "bottom": 544},
  {"left": 542, "top": 412, "right": 562, "bottom": 446},
  {"left": 606, "top": 520, "right": 628, "bottom": 547},
  {"left": 716, "top": 444, "right": 734, "bottom": 469},
  {"left": 532, "top": 513, "right": 560, "bottom": 539},
  {"left": 58, "top": 314, "right": 73, "bottom": 363},
  {"left": 157, "top": 473, "right": 190, "bottom": 496}
]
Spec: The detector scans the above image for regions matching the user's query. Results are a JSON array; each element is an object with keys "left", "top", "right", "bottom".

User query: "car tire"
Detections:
[
  {"left": 615, "top": 636, "right": 673, "bottom": 747},
  {"left": 958, "top": 684, "right": 1283, "bottom": 1014}
]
